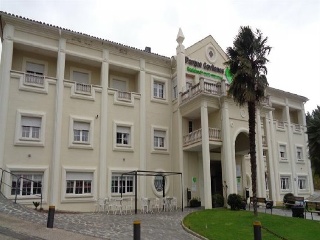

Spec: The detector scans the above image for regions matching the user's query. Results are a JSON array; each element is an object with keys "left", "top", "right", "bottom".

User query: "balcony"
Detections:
[
  {"left": 181, "top": 79, "right": 223, "bottom": 104},
  {"left": 24, "top": 73, "right": 45, "bottom": 88},
  {"left": 183, "top": 128, "right": 221, "bottom": 147},
  {"left": 75, "top": 82, "right": 92, "bottom": 94},
  {"left": 117, "top": 91, "right": 132, "bottom": 102}
]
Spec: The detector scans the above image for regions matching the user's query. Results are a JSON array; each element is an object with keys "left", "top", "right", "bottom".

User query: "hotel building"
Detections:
[{"left": 0, "top": 12, "right": 314, "bottom": 211}]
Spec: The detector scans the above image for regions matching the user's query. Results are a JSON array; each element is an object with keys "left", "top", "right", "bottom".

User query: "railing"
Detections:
[
  {"left": 0, "top": 168, "right": 43, "bottom": 209},
  {"left": 183, "top": 128, "right": 221, "bottom": 146},
  {"left": 75, "top": 82, "right": 92, "bottom": 93},
  {"left": 260, "top": 96, "right": 271, "bottom": 107},
  {"left": 181, "top": 78, "right": 223, "bottom": 104},
  {"left": 24, "top": 73, "right": 44, "bottom": 87},
  {"left": 293, "top": 124, "right": 302, "bottom": 132},
  {"left": 117, "top": 91, "right": 132, "bottom": 101},
  {"left": 277, "top": 121, "right": 285, "bottom": 129}
]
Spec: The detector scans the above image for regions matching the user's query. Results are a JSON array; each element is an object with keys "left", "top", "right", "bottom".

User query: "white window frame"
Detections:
[
  {"left": 14, "top": 110, "right": 46, "bottom": 147},
  {"left": 297, "top": 175, "right": 308, "bottom": 192},
  {"left": 65, "top": 172, "right": 93, "bottom": 196},
  {"left": 279, "top": 174, "right": 291, "bottom": 192},
  {"left": 69, "top": 116, "right": 94, "bottom": 149},
  {"left": 11, "top": 173, "right": 43, "bottom": 197},
  {"left": 111, "top": 173, "right": 135, "bottom": 196},
  {"left": 295, "top": 145, "right": 304, "bottom": 162},
  {"left": 61, "top": 167, "right": 96, "bottom": 202},
  {"left": 5, "top": 165, "right": 48, "bottom": 203},
  {"left": 151, "top": 75, "right": 169, "bottom": 103},
  {"left": 151, "top": 126, "right": 169, "bottom": 153},
  {"left": 70, "top": 67, "right": 91, "bottom": 84},
  {"left": 22, "top": 57, "right": 48, "bottom": 76},
  {"left": 278, "top": 143, "right": 288, "bottom": 162},
  {"left": 113, "top": 121, "right": 134, "bottom": 151}
]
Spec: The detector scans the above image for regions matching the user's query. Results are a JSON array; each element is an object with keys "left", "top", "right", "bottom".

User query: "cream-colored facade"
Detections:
[{"left": 0, "top": 12, "right": 314, "bottom": 211}]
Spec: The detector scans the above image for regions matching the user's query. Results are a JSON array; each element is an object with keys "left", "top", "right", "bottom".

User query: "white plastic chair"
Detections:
[
  {"left": 122, "top": 197, "right": 133, "bottom": 214},
  {"left": 94, "top": 198, "right": 106, "bottom": 213},
  {"left": 171, "top": 197, "right": 178, "bottom": 211},
  {"left": 152, "top": 198, "right": 161, "bottom": 213},
  {"left": 140, "top": 197, "right": 149, "bottom": 213}
]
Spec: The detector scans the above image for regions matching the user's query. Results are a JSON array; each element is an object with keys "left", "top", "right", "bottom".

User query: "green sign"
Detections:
[
  {"left": 187, "top": 67, "right": 223, "bottom": 80},
  {"left": 225, "top": 67, "right": 233, "bottom": 83},
  {"left": 192, "top": 177, "right": 197, "bottom": 183}
]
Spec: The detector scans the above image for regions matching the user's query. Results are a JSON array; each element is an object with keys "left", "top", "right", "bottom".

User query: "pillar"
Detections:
[
  {"left": 99, "top": 49, "right": 109, "bottom": 199},
  {"left": 256, "top": 109, "right": 266, "bottom": 197},
  {"left": 0, "top": 24, "right": 14, "bottom": 169},
  {"left": 50, "top": 37, "right": 66, "bottom": 207},
  {"left": 201, "top": 102, "right": 212, "bottom": 209}
]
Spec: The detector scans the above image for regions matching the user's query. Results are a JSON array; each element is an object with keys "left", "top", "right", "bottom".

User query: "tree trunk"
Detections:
[{"left": 248, "top": 101, "right": 258, "bottom": 217}]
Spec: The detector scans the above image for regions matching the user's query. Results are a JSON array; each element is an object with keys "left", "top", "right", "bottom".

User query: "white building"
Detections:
[{"left": 0, "top": 12, "right": 314, "bottom": 211}]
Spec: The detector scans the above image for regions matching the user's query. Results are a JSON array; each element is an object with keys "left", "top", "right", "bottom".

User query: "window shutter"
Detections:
[
  {"left": 26, "top": 62, "right": 45, "bottom": 74},
  {"left": 73, "top": 71, "right": 89, "bottom": 84},
  {"left": 74, "top": 121, "right": 90, "bottom": 131},
  {"left": 117, "top": 126, "right": 130, "bottom": 134},
  {"left": 112, "top": 79, "right": 127, "bottom": 91},
  {"left": 66, "top": 172, "right": 93, "bottom": 181},
  {"left": 154, "top": 130, "right": 166, "bottom": 138},
  {"left": 21, "top": 116, "right": 41, "bottom": 127}
]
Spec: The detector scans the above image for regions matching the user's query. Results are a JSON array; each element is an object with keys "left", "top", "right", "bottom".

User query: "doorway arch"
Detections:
[{"left": 234, "top": 131, "right": 250, "bottom": 197}]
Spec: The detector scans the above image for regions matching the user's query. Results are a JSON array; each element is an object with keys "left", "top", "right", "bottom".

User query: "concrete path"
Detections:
[{"left": 0, "top": 194, "right": 200, "bottom": 240}]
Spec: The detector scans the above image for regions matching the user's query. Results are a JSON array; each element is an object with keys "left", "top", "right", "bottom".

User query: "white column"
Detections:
[
  {"left": 50, "top": 38, "right": 66, "bottom": 207},
  {"left": 256, "top": 109, "right": 266, "bottom": 197},
  {"left": 201, "top": 101, "right": 212, "bottom": 209},
  {"left": 285, "top": 103, "right": 297, "bottom": 195},
  {"left": 221, "top": 100, "right": 234, "bottom": 196},
  {"left": 99, "top": 49, "right": 109, "bottom": 199},
  {"left": 0, "top": 24, "right": 14, "bottom": 169},
  {"left": 139, "top": 59, "right": 147, "bottom": 198},
  {"left": 269, "top": 111, "right": 281, "bottom": 201},
  {"left": 264, "top": 113, "right": 276, "bottom": 201}
]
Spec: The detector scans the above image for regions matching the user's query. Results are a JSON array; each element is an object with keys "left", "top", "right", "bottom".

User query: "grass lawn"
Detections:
[{"left": 183, "top": 208, "right": 320, "bottom": 240}]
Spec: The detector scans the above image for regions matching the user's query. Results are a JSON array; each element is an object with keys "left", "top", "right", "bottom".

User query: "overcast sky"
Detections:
[{"left": 1, "top": 0, "right": 319, "bottom": 113}]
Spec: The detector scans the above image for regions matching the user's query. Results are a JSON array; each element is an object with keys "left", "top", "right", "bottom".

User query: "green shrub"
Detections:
[
  {"left": 212, "top": 193, "right": 224, "bottom": 208},
  {"left": 227, "top": 193, "right": 243, "bottom": 210}
]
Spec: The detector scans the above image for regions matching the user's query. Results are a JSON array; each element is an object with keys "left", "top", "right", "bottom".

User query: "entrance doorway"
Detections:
[{"left": 210, "top": 161, "right": 223, "bottom": 195}]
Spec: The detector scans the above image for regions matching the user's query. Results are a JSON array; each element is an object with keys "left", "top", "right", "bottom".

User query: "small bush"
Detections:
[
  {"left": 212, "top": 194, "right": 224, "bottom": 208},
  {"left": 227, "top": 193, "right": 243, "bottom": 210}
]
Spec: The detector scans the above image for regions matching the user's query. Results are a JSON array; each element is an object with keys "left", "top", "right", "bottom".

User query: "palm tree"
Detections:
[{"left": 225, "top": 26, "right": 271, "bottom": 216}]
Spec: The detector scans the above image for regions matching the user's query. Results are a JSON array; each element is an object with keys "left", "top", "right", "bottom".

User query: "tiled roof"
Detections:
[{"left": 0, "top": 11, "right": 170, "bottom": 59}]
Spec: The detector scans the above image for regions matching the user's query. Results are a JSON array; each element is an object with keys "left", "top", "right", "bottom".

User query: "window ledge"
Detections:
[
  {"left": 151, "top": 98, "right": 169, "bottom": 105},
  {"left": 296, "top": 160, "right": 305, "bottom": 164},
  {"left": 68, "top": 144, "right": 93, "bottom": 150},
  {"left": 14, "top": 140, "right": 44, "bottom": 147},
  {"left": 151, "top": 149, "right": 169, "bottom": 155},
  {"left": 113, "top": 146, "right": 134, "bottom": 152},
  {"left": 279, "top": 159, "right": 289, "bottom": 163}
]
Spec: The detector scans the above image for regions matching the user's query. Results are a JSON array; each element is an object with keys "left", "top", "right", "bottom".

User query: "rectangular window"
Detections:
[
  {"left": 298, "top": 177, "right": 307, "bottom": 190},
  {"left": 26, "top": 62, "right": 45, "bottom": 75},
  {"left": 153, "top": 81, "right": 165, "bottom": 99},
  {"left": 73, "top": 71, "right": 89, "bottom": 84},
  {"left": 111, "top": 174, "right": 134, "bottom": 194},
  {"left": 116, "top": 126, "right": 130, "bottom": 146},
  {"left": 21, "top": 116, "right": 41, "bottom": 140},
  {"left": 66, "top": 172, "right": 93, "bottom": 195},
  {"left": 111, "top": 79, "right": 128, "bottom": 92},
  {"left": 280, "top": 176, "right": 290, "bottom": 190},
  {"left": 73, "top": 121, "right": 90, "bottom": 143},
  {"left": 279, "top": 144, "right": 287, "bottom": 160},
  {"left": 11, "top": 173, "right": 42, "bottom": 196},
  {"left": 296, "top": 147, "right": 303, "bottom": 161},
  {"left": 154, "top": 130, "right": 166, "bottom": 148}
]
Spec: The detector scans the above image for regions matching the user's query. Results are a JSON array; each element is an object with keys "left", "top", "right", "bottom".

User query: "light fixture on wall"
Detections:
[{"left": 95, "top": 114, "right": 99, "bottom": 119}]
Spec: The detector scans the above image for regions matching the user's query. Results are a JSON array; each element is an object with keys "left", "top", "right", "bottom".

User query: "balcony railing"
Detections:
[
  {"left": 183, "top": 127, "right": 221, "bottom": 147},
  {"left": 75, "top": 82, "right": 92, "bottom": 94},
  {"left": 293, "top": 124, "right": 302, "bottom": 133},
  {"left": 24, "top": 73, "right": 44, "bottom": 87},
  {"left": 181, "top": 79, "right": 223, "bottom": 104},
  {"left": 117, "top": 91, "right": 132, "bottom": 101}
]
